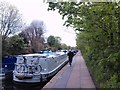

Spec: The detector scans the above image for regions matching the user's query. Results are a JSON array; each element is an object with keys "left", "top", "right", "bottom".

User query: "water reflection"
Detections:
[
  {"left": 4, "top": 86, "right": 43, "bottom": 90},
  {"left": 2, "top": 79, "right": 47, "bottom": 90}
]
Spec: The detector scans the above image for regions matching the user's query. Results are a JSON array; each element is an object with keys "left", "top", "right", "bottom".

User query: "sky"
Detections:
[{"left": 1, "top": 0, "right": 76, "bottom": 47}]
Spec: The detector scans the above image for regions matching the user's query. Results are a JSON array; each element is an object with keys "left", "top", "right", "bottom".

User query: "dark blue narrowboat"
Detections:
[{"left": 2, "top": 56, "right": 17, "bottom": 80}]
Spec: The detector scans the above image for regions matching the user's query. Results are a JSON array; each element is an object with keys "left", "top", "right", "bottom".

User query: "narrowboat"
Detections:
[
  {"left": 2, "top": 56, "right": 17, "bottom": 80},
  {"left": 13, "top": 51, "right": 68, "bottom": 83}
]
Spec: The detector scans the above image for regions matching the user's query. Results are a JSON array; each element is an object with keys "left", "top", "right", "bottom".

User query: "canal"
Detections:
[
  {"left": 1, "top": 77, "right": 51, "bottom": 90},
  {"left": 2, "top": 80, "right": 46, "bottom": 90}
]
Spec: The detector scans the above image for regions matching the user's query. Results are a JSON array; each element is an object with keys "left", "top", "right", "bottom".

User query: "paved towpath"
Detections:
[{"left": 42, "top": 51, "right": 96, "bottom": 89}]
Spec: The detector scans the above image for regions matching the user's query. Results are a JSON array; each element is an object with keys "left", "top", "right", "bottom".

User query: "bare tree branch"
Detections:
[
  {"left": 0, "top": 1, "right": 24, "bottom": 40},
  {"left": 21, "top": 20, "right": 46, "bottom": 51}
]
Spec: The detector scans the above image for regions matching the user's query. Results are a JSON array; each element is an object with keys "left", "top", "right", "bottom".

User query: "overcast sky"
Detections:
[{"left": 1, "top": 0, "right": 76, "bottom": 47}]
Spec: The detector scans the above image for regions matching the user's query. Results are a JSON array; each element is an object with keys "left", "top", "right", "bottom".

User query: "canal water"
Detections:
[
  {"left": 1, "top": 80, "right": 48, "bottom": 90},
  {"left": 1, "top": 77, "right": 52, "bottom": 90},
  {"left": 1, "top": 61, "right": 68, "bottom": 90}
]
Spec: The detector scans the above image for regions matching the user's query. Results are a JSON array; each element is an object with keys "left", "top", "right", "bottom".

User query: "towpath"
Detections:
[{"left": 42, "top": 51, "right": 96, "bottom": 89}]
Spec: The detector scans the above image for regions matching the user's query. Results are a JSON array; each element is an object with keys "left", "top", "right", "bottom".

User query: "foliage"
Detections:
[
  {"left": 47, "top": 35, "right": 61, "bottom": 51},
  {"left": 61, "top": 43, "right": 70, "bottom": 49},
  {"left": 18, "top": 31, "right": 29, "bottom": 45},
  {"left": 48, "top": 2, "right": 120, "bottom": 88},
  {"left": 2, "top": 36, "right": 9, "bottom": 56},
  {"left": 8, "top": 35, "right": 25, "bottom": 55},
  {"left": 47, "top": 35, "right": 56, "bottom": 47},
  {"left": 2, "top": 35, "right": 25, "bottom": 56}
]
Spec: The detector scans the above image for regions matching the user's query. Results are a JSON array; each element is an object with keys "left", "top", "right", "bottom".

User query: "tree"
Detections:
[
  {"left": 2, "top": 35, "right": 25, "bottom": 56},
  {"left": 0, "top": 1, "right": 24, "bottom": 40},
  {"left": 54, "top": 36, "right": 61, "bottom": 49},
  {"left": 2, "top": 36, "right": 9, "bottom": 56},
  {"left": 61, "top": 43, "right": 70, "bottom": 49},
  {"left": 19, "top": 32, "right": 29, "bottom": 45},
  {"left": 48, "top": 2, "right": 120, "bottom": 88},
  {"left": 47, "top": 35, "right": 61, "bottom": 51},
  {"left": 21, "top": 20, "right": 46, "bottom": 52},
  {"left": 0, "top": 1, "right": 24, "bottom": 56},
  {"left": 8, "top": 35, "right": 25, "bottom": 55},
  {"left": 47, "top": 35, "right": 56, "bottom": 47}
]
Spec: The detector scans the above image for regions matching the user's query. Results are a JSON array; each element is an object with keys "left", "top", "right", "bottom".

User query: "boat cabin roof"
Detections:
[{"left": 22, "top": 53, "right": 46, "bottom": 57}]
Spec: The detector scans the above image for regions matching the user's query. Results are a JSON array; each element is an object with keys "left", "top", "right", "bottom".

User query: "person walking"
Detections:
[{"left": 67, "top": 50, "right": 75, "bottom": 66}]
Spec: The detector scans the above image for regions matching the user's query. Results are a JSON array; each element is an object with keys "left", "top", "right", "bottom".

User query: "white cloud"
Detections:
[{"left": 1, "top": 0, "right": 76, "bottom": 47}]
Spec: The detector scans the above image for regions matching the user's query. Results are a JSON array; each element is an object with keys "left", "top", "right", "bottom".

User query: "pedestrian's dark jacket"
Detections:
[{"left": 67, "top": 51, "right": 74, "bottom": 61}]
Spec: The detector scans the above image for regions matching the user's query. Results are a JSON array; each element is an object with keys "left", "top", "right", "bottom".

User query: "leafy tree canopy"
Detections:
[{"left": 48, "top": 2, "right": 120, "bottom": 88}]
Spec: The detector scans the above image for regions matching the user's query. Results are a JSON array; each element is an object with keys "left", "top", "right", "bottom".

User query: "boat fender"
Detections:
[{"left": 15, "top": 73, "right": 25, "bottom": 80}]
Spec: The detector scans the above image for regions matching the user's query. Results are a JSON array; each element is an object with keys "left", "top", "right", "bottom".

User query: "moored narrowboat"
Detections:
[{"left": 13, "top": 51, "right": 68, "bottom": 83}]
